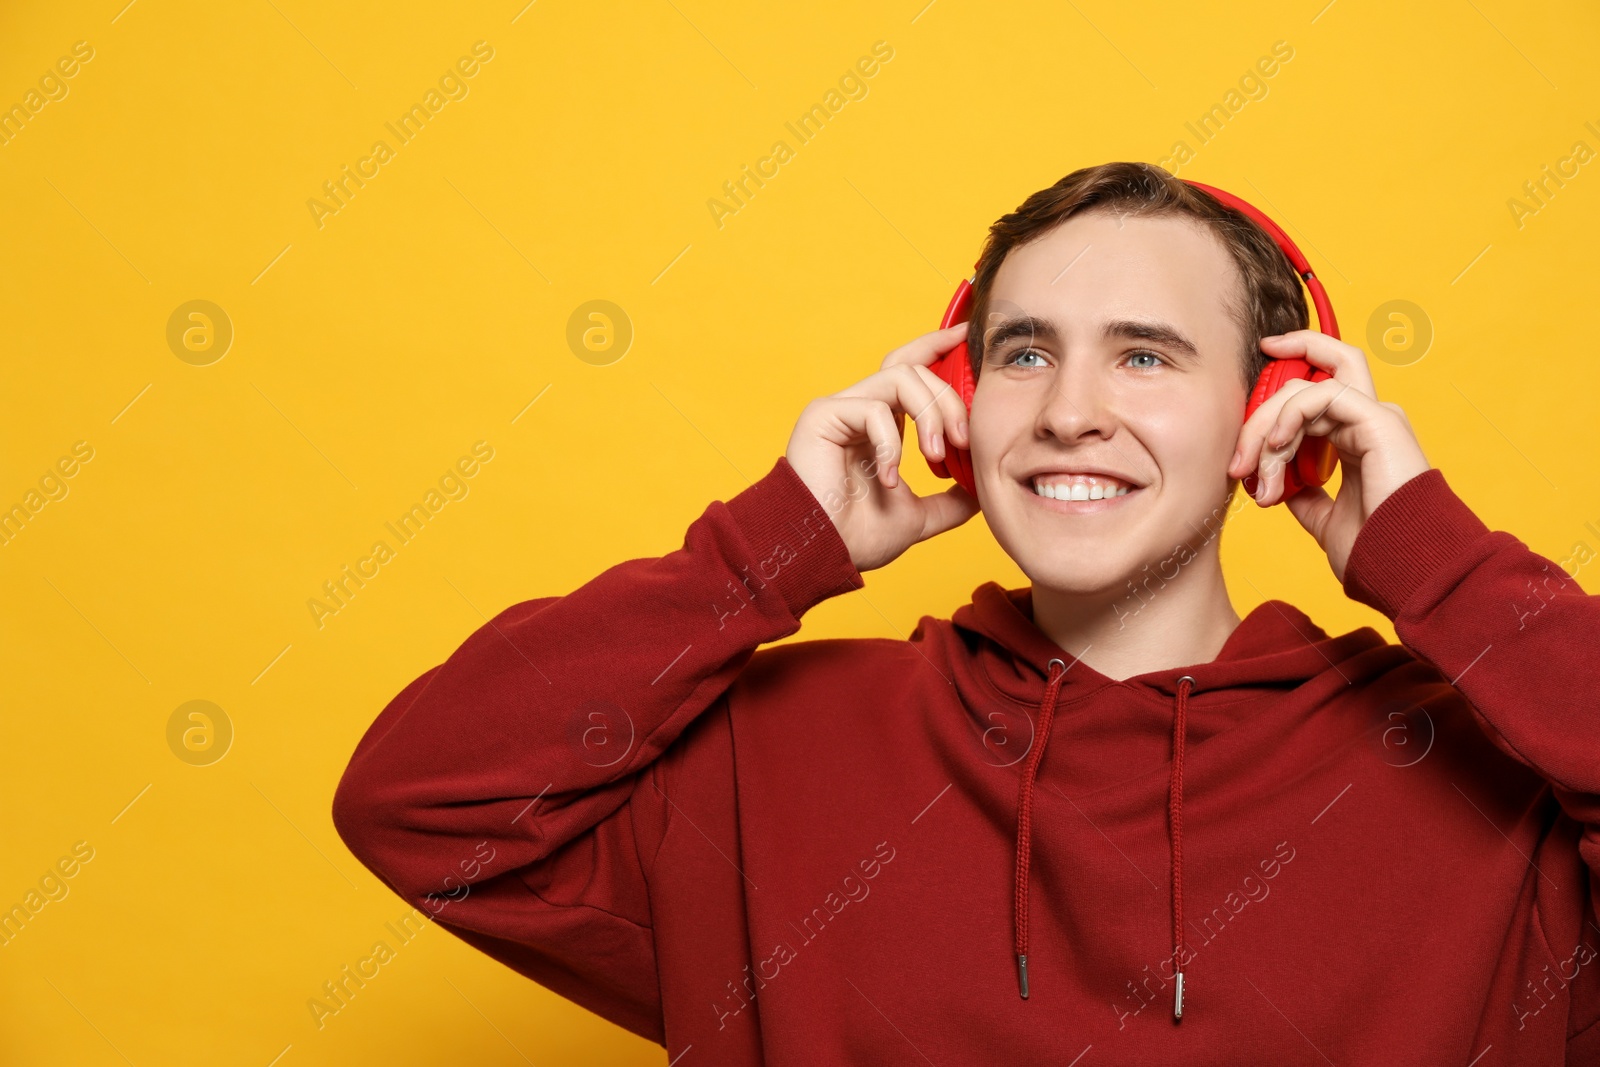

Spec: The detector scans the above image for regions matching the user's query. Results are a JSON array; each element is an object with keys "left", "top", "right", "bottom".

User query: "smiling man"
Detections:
[
  {"left": 971, "top": 207, "right": 1266, "bottom": 680},
  {"left": 333, "top": 162, "right": 1600, "bottom": 1064}
]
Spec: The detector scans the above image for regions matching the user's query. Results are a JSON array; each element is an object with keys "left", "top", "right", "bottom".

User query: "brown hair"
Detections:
[{"left": 966, "top": 162, "right": 1308, "bottom": 390}]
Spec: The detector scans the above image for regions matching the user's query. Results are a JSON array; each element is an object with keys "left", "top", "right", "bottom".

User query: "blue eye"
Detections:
[
  {"left": 1003, "top": 348, "right": 1047, "bottom": 368},
  {"left": 1000, "top": 348, "right": 1168, "bottom": 370}
]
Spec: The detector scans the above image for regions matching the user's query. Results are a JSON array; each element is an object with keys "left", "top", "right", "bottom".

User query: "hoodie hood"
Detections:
[{"left": 921, "top": 581, "right": 1391, "bottom": 1018}]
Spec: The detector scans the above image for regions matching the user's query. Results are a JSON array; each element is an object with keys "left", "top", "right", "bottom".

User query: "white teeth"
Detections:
[{"left": 1031, "top": 475, "right": 1135, "bottom": 500}]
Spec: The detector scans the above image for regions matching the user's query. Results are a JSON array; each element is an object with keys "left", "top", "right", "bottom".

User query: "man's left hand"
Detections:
[{"left": 1226, "top": 330, "right": 1432, "bottom": 584}]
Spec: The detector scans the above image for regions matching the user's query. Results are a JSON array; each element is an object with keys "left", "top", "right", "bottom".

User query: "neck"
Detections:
[{"left": 1030, "top": 556, "right": 1241, "bottom": 682}]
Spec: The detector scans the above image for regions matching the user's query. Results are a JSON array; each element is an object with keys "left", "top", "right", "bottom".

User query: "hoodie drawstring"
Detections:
[
  {"left": 1012, "top": 663, "right": 1197, "bottom": 1025},
  {"left": 1013, "top": 657, "right": 1067, "bottom": 1000},
  {"left": 1170, "top": 674, "right": 1194, "bottom": 1020}
]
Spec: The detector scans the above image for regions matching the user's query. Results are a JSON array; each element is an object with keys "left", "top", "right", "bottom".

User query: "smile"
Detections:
[{"left": 1025, "top": 474, "right": 1142, "bottom": 513}]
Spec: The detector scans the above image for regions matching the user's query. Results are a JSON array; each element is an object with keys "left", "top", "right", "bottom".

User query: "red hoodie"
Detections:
[{"left": 332, "top": 456, "right": 1600, "bottom": 1065}]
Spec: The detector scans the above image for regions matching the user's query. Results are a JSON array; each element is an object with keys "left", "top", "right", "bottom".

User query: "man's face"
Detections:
[{"left": 969, "top": 209, "right": 1250, "bottom": 597}]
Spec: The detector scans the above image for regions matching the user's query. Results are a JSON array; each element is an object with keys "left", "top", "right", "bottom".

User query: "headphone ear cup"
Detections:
[
  {"left": 1287, "top": 438, "right": 1338, "bottom": 497},
  {"left": 1244, "top": 357, "right": 1307, "bottom": 420}
]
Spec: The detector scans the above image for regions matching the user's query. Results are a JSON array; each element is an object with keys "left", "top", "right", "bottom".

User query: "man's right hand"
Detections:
[{"left": 785, "top": 324, "right": 981, "bottom": 574}]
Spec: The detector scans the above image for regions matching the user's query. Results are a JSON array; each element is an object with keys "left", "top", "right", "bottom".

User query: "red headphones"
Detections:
[{"left": 922, "top": 179, "right": 1339, "bottom": 506}]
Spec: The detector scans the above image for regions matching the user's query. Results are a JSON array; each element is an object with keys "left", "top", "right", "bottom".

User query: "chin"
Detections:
[
  {"left": 987, "top": 518, "right": 1140, "bottom": 593},
  {"left": 988, "top": 507, "right": 1136, "bottom": 580},
  {"left": 1017, "top": 554, "right": 1144, "bottom": 600}
]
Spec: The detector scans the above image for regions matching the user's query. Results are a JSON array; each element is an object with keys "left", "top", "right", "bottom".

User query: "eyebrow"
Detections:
[{"left": 984, "top": 315, "right": 1199, "bottom": 361}]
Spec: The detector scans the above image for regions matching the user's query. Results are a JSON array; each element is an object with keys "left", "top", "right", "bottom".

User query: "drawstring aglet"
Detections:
[
  {"left": 1173, "top": 970, "right": 1184, "bottom": 1020},
  {"left": 1016, "top": 953, "right": 1029, "bottom": 999}
]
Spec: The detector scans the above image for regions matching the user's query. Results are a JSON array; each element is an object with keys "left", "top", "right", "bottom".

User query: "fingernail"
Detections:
[
  {"left": 957, "top": 420, "right": 969, "bottom": 442},
  {"left": 889, "top": 464, "right": 899, "bottom": 488},
  {"left": 1229, "top": 449, "right": 1241, "bottom": 473},
  {"left": 932, "top": 432, "right": 944, "bottom": 458}
]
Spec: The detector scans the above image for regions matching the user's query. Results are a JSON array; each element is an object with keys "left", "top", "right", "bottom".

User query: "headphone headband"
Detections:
[
  {"left": 1181, "top": 179, "right": 1339, "bottom": 339},
  {"left": 946, "top": 179, "right": 1339, "bottom": 342}
]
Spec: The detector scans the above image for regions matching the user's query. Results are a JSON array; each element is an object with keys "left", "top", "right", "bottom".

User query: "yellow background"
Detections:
[{"left": 2, "top": 0, "right": 1595, "bottom": 1063}]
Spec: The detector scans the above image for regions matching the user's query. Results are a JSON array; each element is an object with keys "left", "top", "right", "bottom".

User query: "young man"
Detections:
[{"left": 332, "top": 163, "right": 1600, "bottom": 1064}]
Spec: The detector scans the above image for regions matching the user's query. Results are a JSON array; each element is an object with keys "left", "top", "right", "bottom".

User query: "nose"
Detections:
[{"left": 1036, "top": 357, "right": 1118, "bottom": 444}]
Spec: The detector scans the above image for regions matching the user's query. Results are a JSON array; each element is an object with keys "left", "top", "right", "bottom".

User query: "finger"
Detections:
[
  {"left": 1247, "top": 378, "right": 1384, "bottom": 504},
  {"left": 1249, "top": 392, "right": 1323, "bottom": 505},
  {"left": 839, "top": 363, "right": 954, "bottom": 464},
  {"left": 885, "top": 363, "right": 948, "bottom": 462},
  {"left": 815, "top": 396, "right": 905, "bottom": 489},
  {"left": 1264, "top": 377, "right": 1359, "bottom": 452},
  {"left": 861, "top": 401, "right": 903, "bottom": 489},
  {"left": 1283, "top": 482, "right": 1335, "bottom": 540},
  {"left": 1232, "top": 376, "right": 1316, "bottom": 482},
  {"left": 1242, "top": 428, "right": 1300, "bottom": 505},
  {"left": 1259, "top": 329, "right": 1378, "bottom": 401},
  {"left": 915, "top": 482, "right": 982, "bottom": 540},
  {"left": 895, "top": 363, "right": 955, "bottom": 460},
  {"left": 880, "top": 323, "right": 970, "bottom": 371},
  {"left": 908, "top": 362, "right": 970, "bottom": 450},
  {"left": 1232, "top": 372, "right": 1372, "bottom": 485},
  {"left": 1265, "top": 434, "right": 1298, "bottom": 506}
]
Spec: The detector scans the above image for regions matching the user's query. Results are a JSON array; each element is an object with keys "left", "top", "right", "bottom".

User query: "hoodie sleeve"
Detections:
[
  {"left": 1340, "top": 469, "right": 1600, "bottom": 1010},
  {"left": 330, "top": 455, "right": 863, "bottom": 1045}
]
